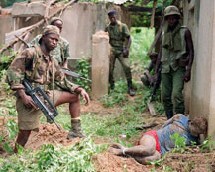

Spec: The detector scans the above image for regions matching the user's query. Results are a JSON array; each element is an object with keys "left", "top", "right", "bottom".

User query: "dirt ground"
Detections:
[{"left": 1, "top": 100, "right": 215, "bottom": 172}]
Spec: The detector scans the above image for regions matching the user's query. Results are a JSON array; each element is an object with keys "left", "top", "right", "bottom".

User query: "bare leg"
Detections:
[
  {"left": 125, "top": 135, "right": 157, "bottom": 156},
  {"left": 54, "top": 91, "right": 84, "bottom": 138},
  {"left": 54, "top": 91, "right": 80, "bottom": 118},
  {"left": 14, "top": 129, "right": 31, "bottom": 153}
]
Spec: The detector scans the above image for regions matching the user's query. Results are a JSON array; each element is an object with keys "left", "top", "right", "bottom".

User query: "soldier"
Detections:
[
  {"left": 141, "top": 52, "right": 161, "bottom": 101},
  {"left": 7, "top": 25, "right": 90, "bottom": 153},
  {"left": 109, "top": 114, "right": 207, "bottom": 165},
  {"left": 30, "top": 17, "right": 70, "bottom": 68},
  {"left": 141, "top": 53, "right": 160, "bottom": 87},
  {"left": 105, "top": 10, "right": 135, "bottom": 96},
  {"left": 158, "top": 6, "right": 194, "bottom": 119}
]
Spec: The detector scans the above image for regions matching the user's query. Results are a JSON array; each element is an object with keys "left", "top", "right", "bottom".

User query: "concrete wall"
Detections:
[
  {"left": 60, "top": 3, "right": 98, "bottom": 59},
  {"left": 60, "top": 2, "right": 130, "bottom": 59},
  {"left": 0, "top": 15, "right": 13, "bottom": 46},
  {"left": 209, "top": 2, "right": 215, "bottom": 138},
  {"left": 187, "top": 0, "right": 215, "bottom": 138},
  {"left": 0, "top": 2, "right": 131, "bottom": 98},
  {"left": 183, "top": 0, "right": 199, "bottom": 114},
  {"left": 0, "top": 2, "right": 130, "bottom": 57}
]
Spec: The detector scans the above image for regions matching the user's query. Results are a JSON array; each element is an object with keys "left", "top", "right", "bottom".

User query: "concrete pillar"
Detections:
[
  {"left": 190, "top": 0, "right": 215, "bottom": 139},
  {"left": 91, "top": 31, "right": 109, "bottom": 99},
  {"left": 208, "top": 1, "right": 215, "bottom": 140}
]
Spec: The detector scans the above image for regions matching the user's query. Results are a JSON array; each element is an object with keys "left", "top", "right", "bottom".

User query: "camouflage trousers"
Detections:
[
  {"left": 109, "top": 51, "right": 132, "bottom": 87},
  {"left": 161, "top": 67, "right": 185, "bottom": 115}
]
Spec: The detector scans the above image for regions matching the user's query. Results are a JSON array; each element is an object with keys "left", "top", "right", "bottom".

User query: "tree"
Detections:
[{"left": 0, "top": 0, "right": 25, "bottom": 8}]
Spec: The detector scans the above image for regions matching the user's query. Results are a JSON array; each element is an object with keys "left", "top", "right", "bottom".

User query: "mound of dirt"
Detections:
[
  {"left": 25, "top": 124, "right": 80, "bottom": 150},
  {"left": 1, "top": 100, "right": 215, "bottom": 172},
  {"left": 93, "top": 152, "right": 152, "bottom": 172},
  {"left": 162, "top": 152, "right": 215, "bottom": 172}
]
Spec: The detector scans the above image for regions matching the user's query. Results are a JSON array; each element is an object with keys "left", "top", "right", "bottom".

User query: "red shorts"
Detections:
[{"left": 138, "top": 130, "right": 161, "bottom": 153}]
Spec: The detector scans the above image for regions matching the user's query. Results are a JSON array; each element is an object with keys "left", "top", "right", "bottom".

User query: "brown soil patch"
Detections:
[
  {"left": 93, "top": 152, "right": 153, "bottom": 172},
  {"left": 25, "top": 124, "right": 80, "bottom": 150},
  {"left": 81, "top": 99, "right": 123, "bottom": 115},
  {"left": 1, "top": 99, "right": 215, "bottom": 171}
]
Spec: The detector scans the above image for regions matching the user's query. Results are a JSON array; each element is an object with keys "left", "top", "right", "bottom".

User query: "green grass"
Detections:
[
  {"left": 0, "top": 27, "right": 160, "bottom": 171},
  {"left": 130, "top": 27, "right": 155, "bottom": 72}
]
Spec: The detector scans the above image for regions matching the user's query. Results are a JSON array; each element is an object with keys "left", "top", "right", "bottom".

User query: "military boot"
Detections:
[
  {"left": 67, "top": 118, "right": 85, "bottom": 139},
  {"left": 127, "top": 80, "right": 136, "bottom": 96}
]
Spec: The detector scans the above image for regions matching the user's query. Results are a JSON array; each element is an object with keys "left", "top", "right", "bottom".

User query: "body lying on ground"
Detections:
[{"left": 108, "top": 114, "right": 207, "bottom": 165}]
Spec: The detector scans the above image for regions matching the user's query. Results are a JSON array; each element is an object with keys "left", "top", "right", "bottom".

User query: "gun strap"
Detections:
[
  {"left": 52, "top": 58, "right": 55, "bottom": 105},
  {"left": 31, "top": 46, "right": 40, "bottom": 81}
]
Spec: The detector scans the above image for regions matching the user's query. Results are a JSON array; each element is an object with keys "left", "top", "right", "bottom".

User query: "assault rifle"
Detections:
[
  {"left": 149, "top": 69, "right": 161, "bottom": 102},
  {"left": 60, "top": 68, "right": 91, "bottom": 82},
  {"left": 22, "top": 79, "right": 61, "bottom": 130}
]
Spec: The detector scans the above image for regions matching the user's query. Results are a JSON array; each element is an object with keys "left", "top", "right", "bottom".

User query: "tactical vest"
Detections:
[
  {"left": 161, "top": 26, "right": 187, "bottom": 73},
  {"left": 106, "top": 21, "right": 127, "bottom": 53}
]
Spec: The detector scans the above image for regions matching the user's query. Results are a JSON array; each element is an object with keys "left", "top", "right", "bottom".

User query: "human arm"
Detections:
[
  {"left": 62, "top": 59, "right": 68, "bottom": 68},
  {"left": 184, "top": 29, "right": 194, "bottom": 82},
  {"left": 162, "top": 114, "right": 181, "bottom": 128},
  {"left": 150, "top": 51, "right": 161, "bottom": 87},
  {"left": 109, "top": 135, "right": 158, "bottom": 157},
  {"left": 108, "top": 143, "right": 147, "bottom": 157},
  {"left": 61, "top": 38, "right": 70, "bottom": 68},
  {"left": 123, "top": 35, "right": 131, "bottom": 57},
  {"left": 16, "top": 88, "right": 38, "bottom": 109},
  {"left": 144, "top": 61, "right": 153, "bottom": 75},
  {"left": 7, "top": 50, "right": 37, "bottom": 109},
  {"left": 122, "top": 24, "right": 131, "bottom": 57},
  {"left": 74, "top": 87, "right": 90, "bottom": 105}
]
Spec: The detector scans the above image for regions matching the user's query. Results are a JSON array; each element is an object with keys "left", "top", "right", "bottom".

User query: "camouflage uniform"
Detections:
[
  {"left": 30, "top": 34, "right": 70, "bottom": 66},
  {"left": 7, "top": 45, "right": 78, "bottom": 130},
  {"left": 161, "top": 23, "right": 187, "bottom": 119},
  {"left": 105, "top": 20, "right": 133, "bottom": 89}
]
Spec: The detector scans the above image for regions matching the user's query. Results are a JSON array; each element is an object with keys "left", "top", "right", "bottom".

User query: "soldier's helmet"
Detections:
[{"left": 164, "top": 5, "right": 181, "bottom": 17}]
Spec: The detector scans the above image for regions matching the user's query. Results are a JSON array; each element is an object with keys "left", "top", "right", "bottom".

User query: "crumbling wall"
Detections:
[
  {"left": 0, "top": 15, "right": 13, "bottom": 47},
  {"left": 185, "top": 0, "right": 215, "bottom": 139},
  {"left": 0, "top": 2, "right": 130, "bottom": 60}
]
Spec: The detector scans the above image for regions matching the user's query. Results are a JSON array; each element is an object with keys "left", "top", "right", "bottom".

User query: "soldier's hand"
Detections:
[
  {"left": 143, "top": 69, "right": 149, "bottom": 75},
  {"left": 80, "top": 88, "right": 90, "bottom": 105},
  {"left": 184, "top": 70, "right": 191, "bottom": 82},
  {"left": 123, "top": 48, "right": 129, "bottom": 57},
  {"left": 17, "top": 89, "right": 38, "bottom": 109},
  {"left": 22, "top": 95, "right": 38, "bottom": 109}
]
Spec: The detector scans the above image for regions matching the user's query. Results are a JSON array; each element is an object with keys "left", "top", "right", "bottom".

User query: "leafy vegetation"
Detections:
[
  {"left": 170, "top": 133, "right": 187, "bottom": 153},
  {"left": 0, "top": 27, "right": 164, "bottom": 171},
  {"left": 130, "top": 27, "right": 154, "bottom": 71},
  {"left": 0, "top": 0, "right": 25, "bottom": 7},
  {"left": 200, "top": 137, "right": 215, "bottom": 152},
  {"left": 73, "top": 58, "right": 91, "bottom": 92},
  {"left": 0, "top": 137, "right": 105, "bottom": 172}
]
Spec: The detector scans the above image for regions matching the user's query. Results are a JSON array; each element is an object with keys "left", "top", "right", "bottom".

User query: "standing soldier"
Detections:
[
  {"left": 159, "top": 6, "right": 194, "bottom": 119},
  {"left": 105, "top": 10, "right": 135, "bottom": 96},
  {"left": 7, "top": 25, "right": 90, "bottom": 152},
  {"left": 30, "top": 17, "right": 70, "bottom": 68}
]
